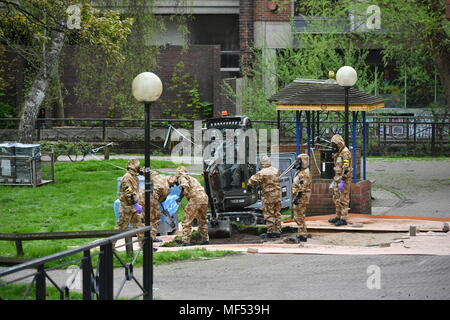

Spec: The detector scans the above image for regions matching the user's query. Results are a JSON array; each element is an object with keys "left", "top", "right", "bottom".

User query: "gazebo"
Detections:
[
  {"left": 268, "top": 78, "right": 384, "bottom": 182},
  {"left": 268, "top": 76, "right": 384, "bottom": 215}
]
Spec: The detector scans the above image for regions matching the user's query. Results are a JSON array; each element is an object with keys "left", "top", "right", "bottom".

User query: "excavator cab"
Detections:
[{"left": 203, "top": 116, "right": 260, "bottom": 235}]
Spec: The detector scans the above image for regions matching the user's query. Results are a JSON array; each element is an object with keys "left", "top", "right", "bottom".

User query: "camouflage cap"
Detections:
[
  {"left": 167, "top": 175, "right": 178, "bottom": 187},
  {"left": 127, "top": 159, "right": 140, "bottom": 173},
  {"left": 176, "top": 166, "right": 188, "bottom": 176},
  {"left": 297, "top": 153, "right": 309, "bottom": 169},
  {"left": 331, "top": 134, "right": 345, "bottom": 150},
  {"left": 261, "top": 155, "right": 271, "bottom": 168},
  {"left": 297, "top": 153, "right": 309, "bottom": 161}
]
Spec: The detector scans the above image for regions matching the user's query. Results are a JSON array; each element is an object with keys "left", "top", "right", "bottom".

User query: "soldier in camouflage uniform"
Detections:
[
  {"left": 137, "top": 170, "right": 170, "bottom": 241},
  {"left": 167, "top": 166, "right": 209, "bottom": 246},
  {"left": 115, "top": 159, "right": 145, "bottom": 247},
  {"left": 328, "top": 134, "right": 353, "bottom": 226},
  {"left": 291, "top": 153, "right": 312, "bottom": 242},
  {"left": 248, "top": 155, "right": 282, "bottom": 238}
]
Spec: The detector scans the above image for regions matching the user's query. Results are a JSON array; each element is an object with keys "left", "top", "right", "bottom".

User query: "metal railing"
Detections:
[
  {"left": 1, "top": 117, "right": 448, "bottom": 155},
  {"left": 0, "top": 226, "right": 152, "bottom": 300}
]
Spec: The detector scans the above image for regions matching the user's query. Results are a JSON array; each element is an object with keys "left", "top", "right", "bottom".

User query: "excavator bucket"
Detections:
[{"left": 207, "top": 217, "right": 232, "bottom": 238}]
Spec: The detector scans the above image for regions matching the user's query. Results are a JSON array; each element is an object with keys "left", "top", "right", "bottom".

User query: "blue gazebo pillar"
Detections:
[
  {"left": 306, "top": 111, "right": 311, "bottom": 163},
  {"left": 352, "top": 111, "right": 357, "bottom": 183},
  {"left": 362, "top": 111, "right": 367, "bottom": 180},
  {"left": 295, "top": 111, "right": 302, "bottom": 156}
]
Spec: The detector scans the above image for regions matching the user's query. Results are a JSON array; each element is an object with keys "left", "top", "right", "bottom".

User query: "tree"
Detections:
[
  {"left": 236, "top": 0, "right": 449, "bottom": 120},
  {"left": 297, "top": 0, "right": 450, "bottom": 112},
  {"left": 0, "top": 0, "right": 133, "bottom": 143},
  {"left": 234, "top": 21, "right": 377, "bottom": 121}
]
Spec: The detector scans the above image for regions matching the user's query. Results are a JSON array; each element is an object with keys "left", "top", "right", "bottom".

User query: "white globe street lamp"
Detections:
[
  {"left": 132, "top": 72, "right": 163, "bottom": 102},
  {"left": 131, "top": 72, "right": 163, "bottom": 301},
  {"left": 336, "top": 66, "right": 358, "bottom": 146},
  {"left": 336, "top": 66, "right": 357, "bottom": 87}
]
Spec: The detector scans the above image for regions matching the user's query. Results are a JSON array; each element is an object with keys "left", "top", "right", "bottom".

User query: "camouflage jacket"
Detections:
[
  {"left": 333, "top": 148, "right": 352, "bottom": 181},
  {"left": 248, "top": 166, "right": 281, "bottom": 197},
  {"left": 292, "top": 168, "right": 312, "bottom": 195},
  {"left": 119, "top": 171, "right": 140, "bottom": 205},
  {"left": 151, "top": 171, "right": 170, "bottom": 203},
  {"left": 178, "top": 174, "right": 208, "bottom": 204},
  {"left": 331, "top": 134, "right": 353, "bottom": 181}
]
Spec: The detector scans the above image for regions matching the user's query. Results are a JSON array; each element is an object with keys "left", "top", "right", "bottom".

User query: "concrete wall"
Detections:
[
  {"left": 93, "top": 0, "right": 240, "bottom": 14},
  {"left": 153, "top": 17, "right": 188, "bottom": 46}
]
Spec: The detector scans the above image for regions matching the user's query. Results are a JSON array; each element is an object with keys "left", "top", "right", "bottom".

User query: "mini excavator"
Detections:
[{"left": 202, "top": 115, "right": 264, "bottom": 237}]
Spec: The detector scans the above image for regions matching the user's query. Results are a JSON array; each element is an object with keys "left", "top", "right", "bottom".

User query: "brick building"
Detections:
[{"left": 3, "top": 1, "right": 445, "bottom": 119}]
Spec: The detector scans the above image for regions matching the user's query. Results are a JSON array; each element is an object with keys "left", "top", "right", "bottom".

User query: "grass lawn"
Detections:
[
  {"left": 0, "top": 159, "right": 234, "bottom": 269},
  {"left": 0, "top": 280, "right": 84, "bottom": 300}
]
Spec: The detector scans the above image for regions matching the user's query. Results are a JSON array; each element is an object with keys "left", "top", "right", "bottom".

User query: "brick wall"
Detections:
[
  {"left": 61, "top": 45, "right": 221, "bottom": 119},
  {"left": 239, "top": 0, "right": 254, "bottom": 71},
  {"left": 307, "top": 180, "right": 372, "bottom": 216},
  {"left": 254, "top": 0, "right": 292, "bottom": 22},
  {"left": 0, "top": 47, "right": 25, "bottom": 111},
  {"left": 150, "top": 45, "right": 222, "bottom": 119},
  {"left": 349, "top": 180, "right": 372, "bottom": 214},
  {"left": 218, "top": 78, "right": 238, "bottom": 116},
  {"left": 447, "top": 0, "right": 450, "bottom": 20}
]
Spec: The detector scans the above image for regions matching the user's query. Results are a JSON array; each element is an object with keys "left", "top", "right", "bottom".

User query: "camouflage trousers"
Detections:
[
  {"left": 182, "top": 200, "right": 209, "bottom": 244},
  {"left": 261, "top": 194, "right": 282, "bottom": 234},
  {"left": 149, "top": 196, "right": 161, "bottom": 239},
  {"left": 332, "top": 178, "right": 351, "bottom": 220},
  {"left": 115, "top": 203, "right": 145, "bottom": 245},
  {"left": 293, "top": 193, "right": 310, "bottom": 236}
]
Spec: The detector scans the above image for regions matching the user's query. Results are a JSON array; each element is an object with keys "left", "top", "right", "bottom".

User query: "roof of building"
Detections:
[{"left": 268, "top": 79, "right": 385, "bottom": 112}]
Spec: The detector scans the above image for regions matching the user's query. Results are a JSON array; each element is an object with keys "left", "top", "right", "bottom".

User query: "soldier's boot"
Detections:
[
  {"left": 296, "top": 235, "right": 308, "bottom": 242},
  {"left": 328, "top": 217, "right": 339, "bottom": 224},
  {"left": 260, "top": 233, "right": 280, "bottom": 239},
  {"left": 334, "top": 219, "right": 348, "bottom": 226},
  {"left": 268, "top": 233, "right": 281, "bottom": 238},
  {"left": 153, "top": 238, "right": 163, "bottom": 243},
  {"left": 200, "top": 240, "right": 209, "bottom": 245}
]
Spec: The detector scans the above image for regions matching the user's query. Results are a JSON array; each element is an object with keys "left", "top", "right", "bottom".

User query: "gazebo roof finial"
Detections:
[{"left": 328, "top": 71, "right": 335, "bottom": 80}]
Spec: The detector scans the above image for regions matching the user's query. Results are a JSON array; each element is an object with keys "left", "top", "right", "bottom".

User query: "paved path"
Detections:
[{"left": 367, "top": 158, "right": 450, "bottom": 217}]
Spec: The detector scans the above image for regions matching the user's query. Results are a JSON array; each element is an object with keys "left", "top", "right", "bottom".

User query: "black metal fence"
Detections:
[
  {"left": 0, "top": 226, "right": 152, "bottom": 300},
  {"left": 1, "top": 117, "right": 449, "bottom": 156}
]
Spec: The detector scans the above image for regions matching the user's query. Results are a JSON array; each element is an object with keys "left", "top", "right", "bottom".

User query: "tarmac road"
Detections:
[
  {"left": 2, "top": 253, "right": 449, "bottom": 300},
  {"left": 151, "top": 254, "right": 450, "bottom": 300}
]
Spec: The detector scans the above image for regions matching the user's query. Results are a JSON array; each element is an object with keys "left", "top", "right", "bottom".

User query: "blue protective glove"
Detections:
[
  {"left": 133, "top": 203, "right": 143, "bottom": 214},
  {"left": 339, "top": 180, "right": 345, "bottom": 192}
]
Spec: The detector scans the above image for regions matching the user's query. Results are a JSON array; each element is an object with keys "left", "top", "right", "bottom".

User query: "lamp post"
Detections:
[
  {"left": 131, "top": 72, "right": 163, "bottom": 300},
  {"left": 336, "top": 66, "right": 357, "bottom": 146}
]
